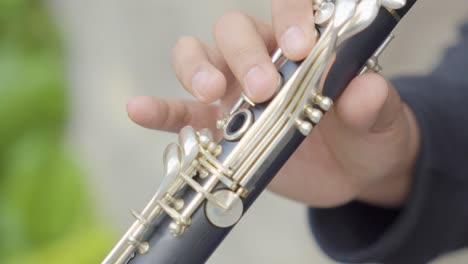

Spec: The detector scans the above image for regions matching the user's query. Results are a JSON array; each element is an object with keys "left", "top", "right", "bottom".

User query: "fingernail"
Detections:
[
  {"left": 244, "top": 65, "right": 271, "bottom": 101},
  {"left": 192, "top": 71, "right": 211, "bottom": 101},
  {"left": 281, "top": 26, "right": 307, "bottom": 56}
]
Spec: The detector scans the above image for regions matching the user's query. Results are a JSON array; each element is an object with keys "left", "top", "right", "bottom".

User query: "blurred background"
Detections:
[{"left": 1, "top": 0, "right": 467, "bottom": 263}]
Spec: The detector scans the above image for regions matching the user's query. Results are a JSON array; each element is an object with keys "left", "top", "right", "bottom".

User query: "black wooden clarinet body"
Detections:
[{"left": 103, "top": 1, "right": 417, "bottom": 263}]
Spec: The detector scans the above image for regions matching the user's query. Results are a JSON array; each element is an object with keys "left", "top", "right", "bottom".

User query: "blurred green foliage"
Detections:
[
  {"left": 0, "top": 0, "right": 113, "bottom": 263},
  {"left": 0, "top": 0, "right": 60, "bottom": 53}
]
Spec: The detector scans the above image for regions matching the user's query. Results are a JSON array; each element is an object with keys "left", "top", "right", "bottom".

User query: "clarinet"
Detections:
[{"left": 103, "top": 0, "right": 417, "bottom": 263}]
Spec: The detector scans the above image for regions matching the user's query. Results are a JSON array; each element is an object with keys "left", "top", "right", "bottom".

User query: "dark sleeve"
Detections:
[{"left": 308, "top": 23, "right": 468, "bottom": 264}]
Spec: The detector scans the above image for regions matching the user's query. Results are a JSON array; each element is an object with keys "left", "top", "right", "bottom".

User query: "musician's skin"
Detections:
[{"left": 127, "top": 0, "right": 420, "bottom": 209}]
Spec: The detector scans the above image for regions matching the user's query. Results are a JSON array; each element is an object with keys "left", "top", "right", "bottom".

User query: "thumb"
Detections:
[{"left": 334, "top": 72, "right": 402, "bottom": 134}]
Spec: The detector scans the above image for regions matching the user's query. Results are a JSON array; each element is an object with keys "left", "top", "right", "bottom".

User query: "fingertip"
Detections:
[
  {"left": 243, "top": 64, "right": 280, "bottom": 103},
  {"left": 209, "top": 69, "right": 228, "bottom": 101},
  {"left": 336, "top": 73, "right": 389, "bottom": 131},
  {"left": 353, "top": 72, "right": 388, "bottom": 89},
  {"left": 191, "top": 67, "right": 227, "bottom": 103},
  {"left": 280, "top": 26, "right": 315, "bottom": 61},
  {"left": 271, "top": 0, "right": 316, "bottom": 61},
  {"left": 126, "top": 96, "right": 157, "bottom": 127}
]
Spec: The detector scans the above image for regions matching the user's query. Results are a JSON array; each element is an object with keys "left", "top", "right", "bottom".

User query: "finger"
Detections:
[
  {"left": 271, "top": 0, "right": 316, "bottom": 60},
  {"left": 127, "top": 96, "right": 220, "bottom": 133},
  {"left": 172, "top": 36, "right": 227, "bottom": 103},
  {"left": 317, "top": 72, "right": 406, "bottom": 186},
  {"left": 251, "top": 17, "right": 278, "bottom": 53},
  {"left": 208, "top": 18, "right": 277, "bottom": 104},
  {"left": 172, "top": 40, "right": 242, "bottom": 108},
  {"left": 320, "top": 73, "right": 411, "bottom": 205},
  {"left": 199, "top": 42, "right": 241, "bottom": 104},
  {"left": 213, "top": 11, "right": 280, "bottom": 103},
  {"left": 273, "top": 74, "right": 403, "bottom": 205},
  {"left": 334, "top": 72, "right": 403, "bottom": 133},
  {"left": 203, "top": 18, "right": 277, "bottom": 71}
]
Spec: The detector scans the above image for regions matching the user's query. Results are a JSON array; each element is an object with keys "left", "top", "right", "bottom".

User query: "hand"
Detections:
[{"left": 127, "top": 1, "right": 420, "bottom": 208}]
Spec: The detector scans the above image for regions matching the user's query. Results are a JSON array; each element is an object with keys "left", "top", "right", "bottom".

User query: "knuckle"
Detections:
[
  {"left": 230, "top": 46, "right": 265, "bottom": 70},
  {"left": 231, "top": 46, "right": 257, "bottom": 62}
]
